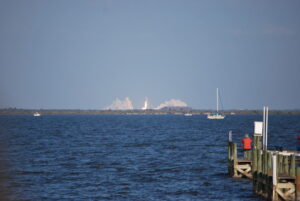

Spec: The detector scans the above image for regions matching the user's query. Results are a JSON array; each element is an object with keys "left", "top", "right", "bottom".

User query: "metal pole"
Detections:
[
  {"left": 265, "top": 106, "right": 268, "bottom": 150},
  {"left": 262, "top": 106, "right": 266, "bottom": 150},
  {"left": 217, "top": 88, "right": 219, "bottom": 114}
]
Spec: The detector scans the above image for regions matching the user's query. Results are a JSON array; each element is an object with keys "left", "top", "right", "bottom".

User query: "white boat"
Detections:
[
  {"left": 207, "top": 113, "right": 225, "bottom": 119},
  {"left": 33, "top": 112, "right": 41, "bottom": 117},
  {"left": 184, "top": 113, "right": 193, "bottom": 116},
  {"left": 207, "top": 88, "right": 225, "bottom": 119}
]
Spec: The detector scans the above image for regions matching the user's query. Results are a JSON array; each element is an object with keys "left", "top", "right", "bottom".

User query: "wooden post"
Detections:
[
  {"left": 278, "top": 154, "right": 283, "bottom": 174},
  {"left": 254, "top": 135, "right": 262, "bottom": 150},
  {"left": 252, "top": 149, "right": 257, "bottom": 172},
  {"left": 228, "top": 142, "right": 232, "bottom": 175},
  {"left": 296, "top": 167, "right": 300, "bottom": 201},
  {"left": 267, "top": 152, "right": 272, "bottom": 176},
  {"left": 267, "top": 151, "right": 273, "bottom": 200},
  {"left": 228, "top": 142, "right": 231, "bottom": 160},
  {"left": 262, "top": 150, "right": 267, "bottom": 175},
  {"left": 262, "top": 150, "right": 268, "bottom": 196},
  {"left": 252, "top": 149, "right": 258, "bottom": 192},
  {"left": 233, "top": 143, "right": 238, "bottom": 177},
  {"left": 272, "top": 154, "right": 278, "bottom": 201},
  {"left": 283, "top": 155, "right": 289, "bottom": 175},
  {"left": 257, "top": 150, "right": 262, "bottom": 173},
  {"left": 257, "top": 150, "right": 262, "bottom": 194},
  {"left": 289, "top": 154, "right": 295, "bottom": 177}
]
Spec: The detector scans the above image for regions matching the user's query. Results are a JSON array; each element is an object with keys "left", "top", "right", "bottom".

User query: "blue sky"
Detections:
[{"left": 0, "top": 0, "right": 300, "bottom": 110}]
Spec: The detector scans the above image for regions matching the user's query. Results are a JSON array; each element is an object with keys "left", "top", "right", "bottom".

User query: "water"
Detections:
[{"left": 0, "top": 114, "right": 300, "bottom": 200}]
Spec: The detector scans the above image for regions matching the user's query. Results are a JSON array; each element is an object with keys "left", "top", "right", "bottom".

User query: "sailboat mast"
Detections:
[{"left": 217, "top": 88, "right": 219, "bottom": 113}]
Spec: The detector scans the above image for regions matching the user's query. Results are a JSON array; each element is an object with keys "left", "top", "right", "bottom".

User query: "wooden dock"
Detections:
[{"left": 228, "top": 135, "right": 300, "bottom": 201}]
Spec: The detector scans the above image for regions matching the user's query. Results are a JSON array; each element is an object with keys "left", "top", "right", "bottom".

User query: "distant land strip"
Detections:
[{"left": 0, "top": 108, "right": 300, "bottom": 115}]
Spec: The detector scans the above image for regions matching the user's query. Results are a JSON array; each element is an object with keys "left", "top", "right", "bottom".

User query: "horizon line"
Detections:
[{"left": 1, "top": 107, "right": 300, "bottom": 111}]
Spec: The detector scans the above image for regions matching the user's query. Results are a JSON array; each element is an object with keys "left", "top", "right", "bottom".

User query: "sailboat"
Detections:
[
  {"left": 207, "top": 88, "right": 225, "bottom": 119},
  {"left": 33, "top": 112, "right": 41, "bottom": 117}
]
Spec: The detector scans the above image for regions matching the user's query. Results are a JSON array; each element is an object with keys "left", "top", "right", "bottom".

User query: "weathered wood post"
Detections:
[
  {"left": 233, "top": 143, "right": 238, "bottom": 177},
  {"left": 289, "top": 154, "right": 295, "bottom": 178},
  {"left": 254, "top": 135, "right": 262, "bottom": 150},
  {"left": 278, "top": 154, "right": 283, "bottom": 175},
  {"left": 252, "top": 149, "right": 256, "bottom": 171},
  {"left": 267, "top": 152, "right": 272, "bottom": 176},
  {"left": 272, "top": 154, "right": 278, "bottom": 201},
  {"left": 296, "top": 167, "right": 300, "bottom": 201},
  {"left": 263, "top": 150, "right": 267, "bottom": 175},
  {"left": 228, "top": 142, "right": 232, "bottom": 175},
  {"left": 262, "top": 150, "right": 268, "bottom": 196},
  {"left": 228, "top": 131, "right": 233, "bottom": 176},
  {"left": 283, "top": 155, "right": 289, "bottom": 175},
  {"left": 252, "top": 149, "right": 257, "bottom": 192},
  {"left": 257, "top": 150, "right": 262, "bottom": 194},
  {"left": 266, "top": 151, "right": 272, "bottom": 200}
]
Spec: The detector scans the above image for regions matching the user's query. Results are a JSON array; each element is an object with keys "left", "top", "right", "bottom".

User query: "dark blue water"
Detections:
[{"left": 0, "top": 114, "right": 300, "bottom": 200}]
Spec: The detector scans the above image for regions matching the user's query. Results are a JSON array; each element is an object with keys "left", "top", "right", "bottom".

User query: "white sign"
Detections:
[{"left": 254, "top": 121, "right": 263, "bottom": 135}]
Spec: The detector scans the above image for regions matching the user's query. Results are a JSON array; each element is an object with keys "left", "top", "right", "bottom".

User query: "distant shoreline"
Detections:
[{"left": 1, "top": 109, "right": 300, "bottom": 115}]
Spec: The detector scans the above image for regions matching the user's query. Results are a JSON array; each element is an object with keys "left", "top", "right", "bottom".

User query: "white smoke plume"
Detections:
[
  {"left": 155, "top": 99, "right": 188, "bottom": 110},
  {"left": 105, "top": 97, "right": 133, "bottom": 110}
]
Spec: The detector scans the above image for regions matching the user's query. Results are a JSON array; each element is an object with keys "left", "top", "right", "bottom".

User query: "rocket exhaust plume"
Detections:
[
  {"left": 105, "top": 97, "right": 133, "bottom": 110},
  {"left": 142, "top": 97, "right": 148, "bottom": 110},
  {"left": 155, "top": 99, "right": 188, "bottom": 110}
]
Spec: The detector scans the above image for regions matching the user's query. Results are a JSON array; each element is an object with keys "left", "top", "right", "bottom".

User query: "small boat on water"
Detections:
[
  {"left": 33, "top": 112, "right": 41, "bottom": 117},
  {"left": 207, "top": 88, "right": 225, "bottom": 119},
  {"left": 184, "top": 113, "right": 193, "bottom": 116},
  {"left": 207, "top": 113, "right": 225, "bottom": 119}
]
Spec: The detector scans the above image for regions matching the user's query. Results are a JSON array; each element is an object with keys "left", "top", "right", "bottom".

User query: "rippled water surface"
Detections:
[{"left": 1, "top": 114, "right": 300, "bottom": 200}]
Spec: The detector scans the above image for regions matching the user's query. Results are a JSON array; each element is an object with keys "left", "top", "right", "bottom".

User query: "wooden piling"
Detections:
[
  {"left": 228, "top": 142, "right": 232, "bottom": 175},
  {"left": 278, "top": 154, "right": 283, "bottom": 174},
  {"left": 263, "top": 150, "right": 268, "bottom": 175},
  {"left": 296, "top": 167, "right": 300, "bottom": 201},
  {"left": 252, "top": 149, "right": 257, "bottom": 192},
  {"left": 233, "top": 143, "right": 238, "bottom": 177},
  {"left": 272, "top": 154, "right": 278, "bottom": 201},
  {"left": 289, "top": 154, "right": 295, "bottom": 178},
  {"left": 283, "top": 155, "right": 289, "bottom": 176},
  {"left": 267, "top": 152, "right": 272, "bottom": 176},
  {"left": 254, "top": 135, "right": 262, "bottom": 150},
  {"left": 257, "top": 150, "right": 262, "bottom": 194},
  {"left": 252, "top": 149, "right": 257, "bottom": 172}
]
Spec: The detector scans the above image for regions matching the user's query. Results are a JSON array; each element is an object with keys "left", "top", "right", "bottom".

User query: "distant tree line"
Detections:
[{"left": 0, "top": 108, "right": 300, "bottom": 115}]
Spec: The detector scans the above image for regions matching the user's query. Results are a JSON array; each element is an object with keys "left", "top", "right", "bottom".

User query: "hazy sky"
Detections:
[{"left": 1, "top": 0, "right": 300, "bottom": 110}]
